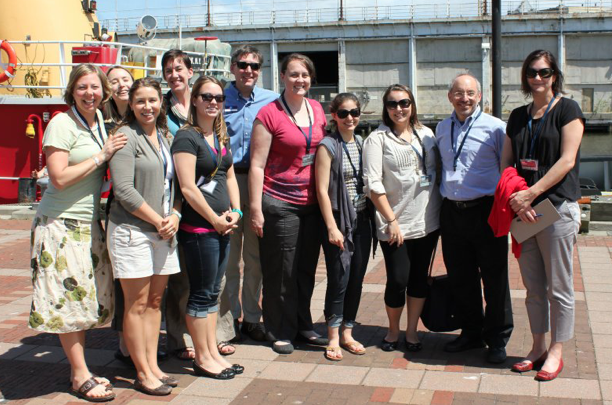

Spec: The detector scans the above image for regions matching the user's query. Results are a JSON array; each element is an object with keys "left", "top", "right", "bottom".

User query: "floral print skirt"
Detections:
[{"left": 28, "top": 213, "right": 114, "bottom": 333}]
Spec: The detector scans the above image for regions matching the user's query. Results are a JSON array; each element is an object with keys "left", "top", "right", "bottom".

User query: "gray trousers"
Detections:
[
  {"left": 221, "top": 173, "right": 263, "bottom": 324},
  {"left": 518, "top": 201, "right": 581, "bottom": 343}
]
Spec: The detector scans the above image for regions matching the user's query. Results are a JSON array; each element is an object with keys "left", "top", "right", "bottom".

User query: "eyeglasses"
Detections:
[
  {"left": 384, "top": 99, "right": 411, "bottom": 109},
  {"left": 526, "top": 67, "right": 554, "bottom": 79},
  {"left": 199, "top": 93, "right": 226, "bottom": 103},
  {"left": 236, "top": 61, "right": 261, "bottom": 71},
  {"left": 336, "top": 108, "right": 361, "bottom": 119},
  {"left": 451, "top": 91, "right": 478, "bottom": 99}
]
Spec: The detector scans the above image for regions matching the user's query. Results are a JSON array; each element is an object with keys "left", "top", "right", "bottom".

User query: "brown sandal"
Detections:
[
  {"left": 70, "top": 377, "right": 116, "bottom": 403},
  {"left": 218, "top": 341, "right": 236, "bottom": 356},
  {"left": 340, "top": 340, "right": 366, "bottom": 355},
  {"left": 324, "top": 346, "right": 343, "bottom": 361}
]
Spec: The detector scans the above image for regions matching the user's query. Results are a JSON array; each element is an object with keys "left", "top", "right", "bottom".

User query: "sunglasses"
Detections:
[
  {"left": 199, "top": 93, "right": 226, "bottom": 103},
  {"left": 384, "top": 98, "right": 411, "bottom": 109},
  {"left": 336, "top": 108, "right": 361, "bottom": 119},
  {"left": 526, "top": 68, "right": 554, "bottom": 79},
  {"left": 236, "top": 61, "right": 261, "bottom": 71}
]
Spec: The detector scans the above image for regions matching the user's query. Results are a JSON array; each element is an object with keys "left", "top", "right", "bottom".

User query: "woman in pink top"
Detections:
[{"left": 249, "top": 53, "right": 328, "bottom": 354}]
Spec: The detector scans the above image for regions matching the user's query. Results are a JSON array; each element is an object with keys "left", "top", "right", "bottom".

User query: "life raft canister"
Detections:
[{"left": 0, "top": 40, "right": 17, "bottom": 83}]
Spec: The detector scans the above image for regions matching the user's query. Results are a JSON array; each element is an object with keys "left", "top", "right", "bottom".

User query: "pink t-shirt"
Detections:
[{"left": 256, "top": 99, "right": 327, "bottom": 205}]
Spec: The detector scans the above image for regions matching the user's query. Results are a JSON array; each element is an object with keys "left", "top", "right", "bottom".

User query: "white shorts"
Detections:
[{"left": 108, "top": 221, "right": 181, "bottom": 279}]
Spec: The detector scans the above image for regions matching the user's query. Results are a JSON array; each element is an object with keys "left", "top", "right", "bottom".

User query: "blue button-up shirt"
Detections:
[
  {"left": 224, "top": 82, "right": 279, "bottom": 168},
  {"left": 435, "top": 106, "right": 506, "bottom": 201}
]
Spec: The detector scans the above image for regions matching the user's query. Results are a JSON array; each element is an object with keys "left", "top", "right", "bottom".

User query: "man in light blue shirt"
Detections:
[
  {"left": 222, "top": 45, "right": 278, "bottom": 342},
  {"left": 435, "top": 73, "right": 513, "bottom": 364}
]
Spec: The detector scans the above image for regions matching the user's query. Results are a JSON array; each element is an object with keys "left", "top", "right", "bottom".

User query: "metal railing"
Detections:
[
  {"left": 0, "top": 40, "right": 231, "bottom": 92},
  {"left": 101, "top": 0, "right": 612, "bottom": 32}
]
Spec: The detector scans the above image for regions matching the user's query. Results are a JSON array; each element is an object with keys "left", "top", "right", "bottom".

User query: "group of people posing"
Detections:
[{"left": 27, "top": 45, "right": 584, "bottom": 402}]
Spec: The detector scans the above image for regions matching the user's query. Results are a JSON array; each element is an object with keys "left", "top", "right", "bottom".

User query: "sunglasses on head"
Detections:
[
  {"left": 526, "top": 68, "right": 554, "bottom": 79},
  {"left": 336, "top": 108, "right": 361, "bottom": 119},
  {"left": 236, "top": 61, "right": 261, "bottom": 71},
  {"left": 199, "top": 93, "right": 226, "bottom": 103},
  {"left": 385, "top": 98, "right": 411, "bottom": 109}
]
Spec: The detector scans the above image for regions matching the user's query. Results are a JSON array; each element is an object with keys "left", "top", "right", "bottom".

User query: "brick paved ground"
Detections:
[{"left": 1, "top": 218, "right": 612, "bottom": 404}]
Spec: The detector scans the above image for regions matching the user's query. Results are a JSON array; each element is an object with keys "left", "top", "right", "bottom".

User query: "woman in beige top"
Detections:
[{"left": 363, "top": 84, "right": 442, "bottom": 353}]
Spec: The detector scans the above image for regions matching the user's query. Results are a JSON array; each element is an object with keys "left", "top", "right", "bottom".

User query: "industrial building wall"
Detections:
[{"left": 143, "top": 14, "right": 612, "bottom": 120}]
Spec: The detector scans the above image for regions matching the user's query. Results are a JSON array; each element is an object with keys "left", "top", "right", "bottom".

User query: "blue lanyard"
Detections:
[
  {"left": 72, "top": 106, "right": 104, "bottom": 150},
  {"left": 527, "top": 95, "right": 557, "bottom": 159},
  {"left": 280, "top": 92, "right": 313, "bottom": 154},
  {"left": 450, "top": 110, "right": 482, "bottom": 171},
  {"left": 341, "top": 136, "right": 363, "bottom": 193}
]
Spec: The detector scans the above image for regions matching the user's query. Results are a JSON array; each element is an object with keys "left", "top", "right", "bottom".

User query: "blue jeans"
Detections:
[{"left": 178, "top": 230, "right": 230, "bottom": 318}]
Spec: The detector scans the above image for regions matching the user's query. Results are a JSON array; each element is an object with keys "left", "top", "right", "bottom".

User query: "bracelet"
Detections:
[
  {"left": 386, "top": 217, "right": 397, "bottom": 224},
  {"left": 231, "top": 208, "right": 243, "bottom": 219},
  {"left": 172, "top": 210, "right": 182, "bottom": 220},
  {"left": 92, "top": 156, "right": 102, "bottom": 167}
]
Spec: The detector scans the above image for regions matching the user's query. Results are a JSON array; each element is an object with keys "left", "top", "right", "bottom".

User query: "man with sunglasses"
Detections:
[
  {"left": 435, "top": 73, "right": 513, "bottom": 364},
  {"left": 222, "top": 45, "right": 279, "bottom": 342}
]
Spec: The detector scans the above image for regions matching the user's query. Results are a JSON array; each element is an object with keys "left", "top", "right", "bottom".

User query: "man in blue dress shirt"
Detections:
[
  {"left": 221, "top": 45, "right": 279, "bottom": 342},
  {"left": 435, "top": 73, "right": 513, "bottom": 364}
]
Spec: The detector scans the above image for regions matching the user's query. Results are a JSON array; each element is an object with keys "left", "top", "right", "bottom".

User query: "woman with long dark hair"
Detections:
[
  {"left": 363, "top": 84, "right": 442, "bottom": 352},
  {"left": 315, "top": 93, "right": 372, "bottom": 361},
  {"left": 172, "top": 76, "right": 244, "bottom": 380},
  {"left": 502, "top": 50, "right": 584, "bottom": 381},
  {"left": 108, "top": 78, "right": 181, "bottom": 395}
]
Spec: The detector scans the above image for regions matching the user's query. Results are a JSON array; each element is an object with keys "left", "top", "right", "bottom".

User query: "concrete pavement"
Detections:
[{"left": 0, "top": 217, "right": 611, "bottom": 404}]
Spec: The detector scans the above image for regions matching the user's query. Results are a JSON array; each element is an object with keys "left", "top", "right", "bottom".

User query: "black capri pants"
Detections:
[{"left": 380, "top": 230, "right": 440, "bottom": 308}]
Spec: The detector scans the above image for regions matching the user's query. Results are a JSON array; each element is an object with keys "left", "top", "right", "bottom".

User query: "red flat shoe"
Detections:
[
  {"left": 511, "top": 351, "right": 547, "bottom": 372},
  {"left": 535, "top": 358, "right": 563, "bottom": 381}
]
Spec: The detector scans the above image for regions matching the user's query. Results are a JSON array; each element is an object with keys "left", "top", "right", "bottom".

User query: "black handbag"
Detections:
[{"left": 420, "top": 242, "right": 461, "bottom": 333}]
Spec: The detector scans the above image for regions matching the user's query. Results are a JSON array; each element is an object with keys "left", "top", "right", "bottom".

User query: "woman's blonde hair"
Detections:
[
  {"left": 187, "top": 76, "right": 228, "bottom": 145},
  {"left": 64, "top": 64, "right": 111, "bottom": 106}
]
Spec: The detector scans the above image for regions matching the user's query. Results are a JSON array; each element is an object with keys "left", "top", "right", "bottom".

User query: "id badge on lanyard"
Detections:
[
  {"left": 419, "top": 175, "right": 432, "bottom": 187},
  {"left": 302, "top": 153, "right": 315, "bottom": 166},
  {"left": 520, "top": 159, "right": 539, "bottom": 171}
]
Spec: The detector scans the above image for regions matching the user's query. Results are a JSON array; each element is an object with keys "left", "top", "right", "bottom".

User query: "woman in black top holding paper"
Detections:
[{"left": 501, "top": 50, "right": 584, "bottom": 381}]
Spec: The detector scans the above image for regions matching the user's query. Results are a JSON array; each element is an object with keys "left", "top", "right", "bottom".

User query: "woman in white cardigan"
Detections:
[{"left": 363, "top": 84, "right": 442, "bottom": 352}]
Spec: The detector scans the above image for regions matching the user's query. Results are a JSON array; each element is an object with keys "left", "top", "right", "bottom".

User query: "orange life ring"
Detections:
[{"left": 0, "top": 40, "right": 17, "bottom": 83}]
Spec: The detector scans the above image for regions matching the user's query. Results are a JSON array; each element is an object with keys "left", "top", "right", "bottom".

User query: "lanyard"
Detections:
[
  {"left": 450, "top": 110, "right": 482, "bottom": 171},
  {"left": 72, "top": 106, "right": 104, "bottom": 150},
  {"left": 527, "top": 95, "right": 556, "bottom": 158},
  {"left": 204, "top": 134, "right": 223, "bottom": 181},
  {"left": 410, "top": 130, "right": 427, "bottom": 176},
  {"left": 341, "top": 137, "right": 363, "bottom": 192},
  {"left": 157, "top": 129, "right": 169, "bottom": 177},
  {"left": 280, "top": 92, "right": 313, "bottom": 154}
]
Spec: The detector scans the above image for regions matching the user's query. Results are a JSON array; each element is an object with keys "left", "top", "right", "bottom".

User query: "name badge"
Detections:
[
  {"left": 353, "top": 194, "right": 366, "bottom": 207},
  {"left": 200, "top": 179, "right": 218, "bottom": 195},
  {"left": 520, "top": 159, "right": 539, "bottom": 171},
  {"left": 419, "top": 175, "right": 432, "bottom": 187},
  {"left": 302, "top": 153, "right": 315, "bottom": 167}
]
